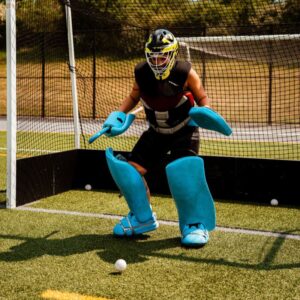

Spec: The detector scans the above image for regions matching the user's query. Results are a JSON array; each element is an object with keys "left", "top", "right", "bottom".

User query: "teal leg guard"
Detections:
[
  {"left": 166, "top": 156, "right": 216, "bottom": 247},
  {"left": 105, "top": 148, "right": 158, "bottom": 236}
]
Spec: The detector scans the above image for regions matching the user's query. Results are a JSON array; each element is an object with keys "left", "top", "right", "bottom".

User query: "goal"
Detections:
[{"left": 5, "top": 0, "right": 300, "bottom": 208}]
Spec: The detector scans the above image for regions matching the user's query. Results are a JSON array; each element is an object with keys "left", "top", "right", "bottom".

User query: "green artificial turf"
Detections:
[{"left": 0, "top": 208, "right": 299, "bottom": 300}]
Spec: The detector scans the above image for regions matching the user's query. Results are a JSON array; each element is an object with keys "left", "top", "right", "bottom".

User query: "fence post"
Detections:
[
  {"left": 267, "top": 25, "right": 273, "bottom": 125},
  {"left": 92, "top": 29, "right": 96, "bottom": 119},
  {"left": 41, "top": 32, "right": 46, "bottom": 118},
  {"left": 201, "top": 26, "right": 206, "bottom": 88}
]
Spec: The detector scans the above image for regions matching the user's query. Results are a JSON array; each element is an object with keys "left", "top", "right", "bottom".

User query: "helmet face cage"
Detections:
[{"left": 145, "top": 29, "right": 179, "bottom": 80}]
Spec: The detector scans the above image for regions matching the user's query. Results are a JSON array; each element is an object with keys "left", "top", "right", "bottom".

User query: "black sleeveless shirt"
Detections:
[
  {"left": 134, "top": 61, "right": 195, "bottom": 134},
  {"left": 134, "top": 61, "right": 192, "bottom": 111}
]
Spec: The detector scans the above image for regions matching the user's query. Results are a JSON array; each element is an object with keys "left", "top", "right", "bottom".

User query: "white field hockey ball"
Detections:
[
  {"left": 85, "top": 184, "right": 92, "bottom": 191},
  {"left": 115, "top": 259, "right": 127, "bottom": 272}
]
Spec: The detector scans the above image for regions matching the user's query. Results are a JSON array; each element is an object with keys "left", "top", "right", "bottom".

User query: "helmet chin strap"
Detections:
[{"left": 154, "top": 68, "right": 171, "bottom": 80}]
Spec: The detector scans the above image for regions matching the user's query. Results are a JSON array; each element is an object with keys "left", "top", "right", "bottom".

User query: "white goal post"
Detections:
[
  {"left": 6, "top": 0, "right": 17, "bottom": 208},
  {"left": 65, "top": 0, "right": 80, "bottom": 149},
  {"left": 5, "top": 0, "right": 80, "bottom": 208}
]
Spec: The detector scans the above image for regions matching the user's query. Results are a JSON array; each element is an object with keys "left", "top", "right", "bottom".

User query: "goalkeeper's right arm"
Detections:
[
  {"left": 102, "top": 81, "right": 141, "bottom": 137},
  {"left": 89, "top": 81, "right": 141, "bottom": 143},
  {"left": 119, "top": 81, "right": 141, "bottom": 113}
]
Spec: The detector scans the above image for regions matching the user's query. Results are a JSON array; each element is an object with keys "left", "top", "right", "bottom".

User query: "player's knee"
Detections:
[
  {"left": 169, "top": 149, "right": 198, "bottom": 161},
  {"left": 128, "top": 161, "right": 147, "bottom": 176},
  {"left": 105, "top": 148, "right": 153, "bottom": 223}
]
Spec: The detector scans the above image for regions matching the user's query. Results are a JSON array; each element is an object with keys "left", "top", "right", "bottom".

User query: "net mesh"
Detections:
[{"left": 13, "top": 0, "right": 300, "bottom": 160}]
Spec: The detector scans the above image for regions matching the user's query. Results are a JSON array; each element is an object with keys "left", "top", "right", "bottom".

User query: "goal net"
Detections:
[{"left": 5, "top": 0, "right": 300, "bottom": 207}]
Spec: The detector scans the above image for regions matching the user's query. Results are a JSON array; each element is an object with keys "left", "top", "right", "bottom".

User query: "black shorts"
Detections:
[{"left": 129, "top": 126, "right": 200, "bottom": 170}]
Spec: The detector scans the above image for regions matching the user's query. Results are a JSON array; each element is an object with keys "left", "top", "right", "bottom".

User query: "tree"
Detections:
[
  {"left": 0, "top": 2, "right": 5, "bottom": 49},
  {"left": 281, "top": 0, "right": 300, "bottom": 24}
]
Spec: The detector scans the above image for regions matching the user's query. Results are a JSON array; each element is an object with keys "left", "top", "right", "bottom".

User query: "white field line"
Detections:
[
  {"left": 15, "top": 206, "right": 300, "bottom": 241},
  {"left": 0, "top": 147, "right": 60, "bottom": 154}
]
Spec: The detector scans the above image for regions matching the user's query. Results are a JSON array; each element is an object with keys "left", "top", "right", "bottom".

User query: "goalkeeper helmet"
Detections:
[{"left": 145, "top": 29, "right": 179, "bottom": 80}]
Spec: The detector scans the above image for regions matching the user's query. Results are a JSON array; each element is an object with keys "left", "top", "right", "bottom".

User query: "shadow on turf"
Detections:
[
  {"left": 0, "top": 190, "right": 6, "bottom": 208},
  {"left": 0, "top": 231, "right": 299, "bottom": 271}
]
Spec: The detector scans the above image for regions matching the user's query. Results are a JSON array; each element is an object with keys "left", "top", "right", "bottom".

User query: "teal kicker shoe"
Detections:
[
  {"left": 181, "top": 223, "right": 209, "bottom": 247},
  {"left": 113, "top": 212, "right": 159, "bottom": 237}
]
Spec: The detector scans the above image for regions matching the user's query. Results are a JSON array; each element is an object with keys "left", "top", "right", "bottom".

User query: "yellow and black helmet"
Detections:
[{"left": 145, "top": 29, "right": 179, "bottom": 80}]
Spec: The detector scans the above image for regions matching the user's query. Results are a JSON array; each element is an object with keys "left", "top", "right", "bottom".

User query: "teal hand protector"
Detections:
[
  {"left": 189, "top": 107, "right": 232, "bottom": 136},
  {"left": 89, "top": 111, "right": 135, "bottom": 143}
]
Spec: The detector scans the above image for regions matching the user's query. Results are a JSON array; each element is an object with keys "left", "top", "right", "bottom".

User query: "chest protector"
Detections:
[{"left": 135, "top": 61, "right": 194, "bottom": 134}]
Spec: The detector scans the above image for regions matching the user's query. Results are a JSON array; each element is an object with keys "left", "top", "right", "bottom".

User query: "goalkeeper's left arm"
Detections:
[
  {"left": 186, "top": 68, "right": 211, "bottom": 107},
  {"left": 186, "top": 68, "right": 232, "bottom": 136}
]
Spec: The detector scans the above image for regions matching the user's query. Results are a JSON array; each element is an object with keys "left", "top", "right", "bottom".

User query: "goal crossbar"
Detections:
[{"left": 178, "top": 34, "right": 300, "bottom": 43}]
